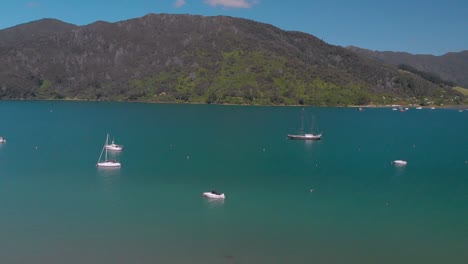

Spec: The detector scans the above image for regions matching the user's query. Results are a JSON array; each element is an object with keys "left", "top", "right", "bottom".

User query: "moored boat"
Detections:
[
  {"left": 288, "top": 110, "right": 322, "bottom": 140},
  {"left": 0, "top": 136, "right": 6, "bottom": 143},
  {"left": 105, "top": 138, "right": 123, "bottom": 151},
  {"left": 203, "top": 190, "right": 225, "bottom": 199},
  {"left": 287, "top": 133, "right": 322, "bottom": 140},
  {"left": 97, "top": 134, "right": 121, "bottom": 168},
  {"left": 97, "top": 160, "right": 121, "bottom": 167},
  {"left": 392, "top": 160, "right": 407, "bottom": 166}
]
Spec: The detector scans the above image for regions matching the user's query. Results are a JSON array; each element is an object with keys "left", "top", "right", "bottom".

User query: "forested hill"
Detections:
[
  {"left": 347, "top": 46, "right": 468, "bottom": 89},
  {"left": 0, "top": 14, "right": 463, "bottom": 105}
]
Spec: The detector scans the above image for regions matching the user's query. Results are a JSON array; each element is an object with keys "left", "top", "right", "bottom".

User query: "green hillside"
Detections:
[{"left": 0, "top": 14, "right": 464, "bottom": 106}]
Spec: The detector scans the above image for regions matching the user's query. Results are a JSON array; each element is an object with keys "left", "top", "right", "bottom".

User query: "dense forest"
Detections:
[{"left": 0, "top": 14, "right": 465, "bottom": 106}]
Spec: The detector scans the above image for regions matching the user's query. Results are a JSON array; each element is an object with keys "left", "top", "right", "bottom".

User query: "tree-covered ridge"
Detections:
[
  {"left": 0, "top": 14, "right": 465, "bottom": 106},
  {"left": 83, "top": 49, "right": 379, "bottom": 105}
]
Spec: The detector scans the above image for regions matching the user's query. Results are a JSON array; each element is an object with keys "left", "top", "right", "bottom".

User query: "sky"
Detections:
[{"left": 1, "top": 0, "right": 467, "bottom": 55}]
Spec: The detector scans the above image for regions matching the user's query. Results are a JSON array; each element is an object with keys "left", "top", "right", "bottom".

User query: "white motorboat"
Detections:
[
  {"left": 0, "top": 136, "right": 6, "bottom": 143},
  {"left": 416, "top": 107, "right": 422, "bottom": 110},
  {"left": 105, "top": 138, "right": 123, "bottom": 151},
  {"left": 392, "top": 160, "right": 408, "bottom": 166},
  {"left": 97, "top": 134, "right": 121, "bottom": 168},
  {"left": 203, "top": 190, "right": 225, "bottom": 199}
]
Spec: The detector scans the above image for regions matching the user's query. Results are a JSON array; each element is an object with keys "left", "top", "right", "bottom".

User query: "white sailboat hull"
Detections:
[
  {"left": 97, "top": 161, "right": 121, "bottom": 167},
  {"left": 288, "top": 133, "right": 322, "bottom": 140}
]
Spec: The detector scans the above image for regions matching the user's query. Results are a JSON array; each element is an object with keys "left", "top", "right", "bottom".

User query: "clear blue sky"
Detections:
[{"left": 1, "top": 0, "right": 467, "bottom": 55}]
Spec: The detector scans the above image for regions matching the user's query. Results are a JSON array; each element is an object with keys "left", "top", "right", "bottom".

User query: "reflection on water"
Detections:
[
  {"left": 107, "top": 150, "right": 122, "bottom": 157},
  {"left": 106, "top": 150, "right": 122, "bottom": 163},
  {"left": 392, "top": 163, "right": 407, "bottom": 177},
  {"left": 97, "top": 167, "right": 121, "bottom": 201},
  {"left": 304, "top": 139, "right": 317, "bottom": 148},
  {"left": 203, "top": 197, "right": 225, "bottom": 208}
]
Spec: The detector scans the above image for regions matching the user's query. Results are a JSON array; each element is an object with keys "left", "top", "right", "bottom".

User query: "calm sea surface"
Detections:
[{"left": 0, "top": 101, "right": 467, "bottom": 264}]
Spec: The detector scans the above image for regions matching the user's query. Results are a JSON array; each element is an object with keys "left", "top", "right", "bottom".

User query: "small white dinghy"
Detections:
[
  {"left": 203, "top": 190, "right": 225, "bottom": 199},
  {"left": 392, "top": 160, "right": 408, "bottom": 166},
  {"left": 0, "top": 136, "right": 6, "bottom": 143}
]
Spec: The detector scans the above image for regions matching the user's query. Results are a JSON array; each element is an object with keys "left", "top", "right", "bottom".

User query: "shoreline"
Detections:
[
  {"left": 348, "top": 105, "right": 468, "bottom": 109},
  {"left": 1, "top": 98, "right": 467, "bottom": 109}
]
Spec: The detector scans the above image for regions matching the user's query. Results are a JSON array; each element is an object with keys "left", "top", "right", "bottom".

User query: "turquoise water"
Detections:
[{"left": 0, "top": 101, "right": 467, "bottom": 264}]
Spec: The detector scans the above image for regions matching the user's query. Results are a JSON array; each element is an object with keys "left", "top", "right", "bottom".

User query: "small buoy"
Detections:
[
  {"left": 35, "top": 146, "right": 38, "bottom": 150},
  {"left": 186, "top": 155, "right": 190, "bottom": 160},
  {"left": 310, "top": 189, "right": 314, "bottom": 192},
  {"left": 385, "top": 202, "right": 389, "bottom": 206}
]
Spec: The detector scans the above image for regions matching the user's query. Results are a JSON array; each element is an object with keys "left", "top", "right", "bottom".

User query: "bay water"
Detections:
[{"left": 0, "top": 101, "right": 467, "bottom": 263}]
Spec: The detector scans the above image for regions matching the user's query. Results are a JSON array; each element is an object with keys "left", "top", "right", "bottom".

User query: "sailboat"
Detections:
[
  {"left": 288, "top": 111, "right": 322, "bottom": 140},
  {"left": 96, "top": 134, "right": 121, "bottom": 168},
  {"left": 105, "top": 136, "right": 123, "bottom": 151}
]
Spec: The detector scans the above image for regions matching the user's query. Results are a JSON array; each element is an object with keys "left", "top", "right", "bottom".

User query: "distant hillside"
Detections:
[
  {"left": 0, "top": 14, "right": 462, "bottom": 105},
  {"left": 0, "top": 18, "right": 77, "bottom": 46},
  {"left": 347, "top": 46, "right": 468, "bottom": 88}
]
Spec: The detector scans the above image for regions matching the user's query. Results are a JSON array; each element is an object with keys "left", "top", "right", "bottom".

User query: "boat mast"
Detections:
[
  {"left": 105, "top": 134, "right": 109, "bottom": 161},
  {"left": 97, "top": 143, "right": 105, "bottom": 164},
  {"left": 310, "top": 115, "right": 315, "bottom": 134}
]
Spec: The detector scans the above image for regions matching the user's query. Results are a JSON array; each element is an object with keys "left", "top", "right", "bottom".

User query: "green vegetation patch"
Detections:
[{"left": 453, "top": 86, "right": 468, "bottom": 96}]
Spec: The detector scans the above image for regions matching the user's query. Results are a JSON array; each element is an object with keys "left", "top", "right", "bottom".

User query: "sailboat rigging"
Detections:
[{"left": 288, "top": 110, "right": 322, "bottom": 140}]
